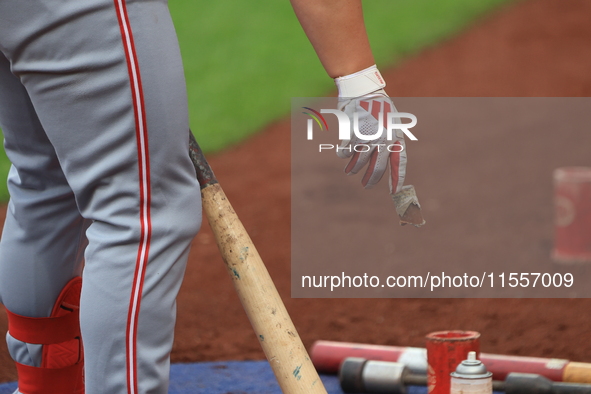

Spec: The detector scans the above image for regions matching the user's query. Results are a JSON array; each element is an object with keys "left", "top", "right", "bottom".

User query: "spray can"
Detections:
[{"left": 450, "top": 351, "right": 493, "bottom": 394}]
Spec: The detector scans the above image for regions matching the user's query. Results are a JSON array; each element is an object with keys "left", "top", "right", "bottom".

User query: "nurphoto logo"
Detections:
[{"left": 302, "top": 102, "right": 418, "bottom": 153}]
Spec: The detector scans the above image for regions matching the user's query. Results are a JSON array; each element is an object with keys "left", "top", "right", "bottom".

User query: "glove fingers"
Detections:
[
  {"left": 344, "top": 148, "right": 372, "bottom": 175},
  {"left": 389, "top": 144, "right": 407, "bottom": 194},
  {"left": 362, "top": 149, "right": 389, "bottom": 188}
]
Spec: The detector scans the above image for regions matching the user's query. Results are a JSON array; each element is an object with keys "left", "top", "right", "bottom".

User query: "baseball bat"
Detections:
[{"left": 188, "top": 133, "right": 327, "bottom": 394}]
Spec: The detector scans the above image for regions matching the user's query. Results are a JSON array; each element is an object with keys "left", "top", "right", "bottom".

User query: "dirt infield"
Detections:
[{"left": 1, "top": 0, "right": 591, "bottom": 383}]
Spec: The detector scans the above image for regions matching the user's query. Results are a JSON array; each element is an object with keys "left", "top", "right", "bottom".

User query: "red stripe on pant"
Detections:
[{"left": 113, "top": 1, "right": 153, "bottom": 393}]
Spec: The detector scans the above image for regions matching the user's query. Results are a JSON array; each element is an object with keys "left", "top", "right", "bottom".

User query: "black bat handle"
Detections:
[{"left": 188, "top": 131, "right": 218, "bottom": 189}]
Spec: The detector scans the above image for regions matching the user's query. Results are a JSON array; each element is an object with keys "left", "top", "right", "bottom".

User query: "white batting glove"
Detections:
[{"left": 334, "top": 65, "right": 407, "bottom": 194}]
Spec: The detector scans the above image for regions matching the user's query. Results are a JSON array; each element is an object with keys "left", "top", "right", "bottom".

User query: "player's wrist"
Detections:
[{"left": 334, "top": 64, "right": 386, "bottom": 98}]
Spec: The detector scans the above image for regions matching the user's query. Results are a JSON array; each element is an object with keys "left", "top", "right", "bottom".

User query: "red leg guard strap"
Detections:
[
  {"left": 6, "top": 277, "right": 82, "bottom": 345},
  {"left": 5, "top": 307, "right": 80, "bottom": 345},
  {"left": 16, "top": 361, "right": 84, "bottom": 394}
]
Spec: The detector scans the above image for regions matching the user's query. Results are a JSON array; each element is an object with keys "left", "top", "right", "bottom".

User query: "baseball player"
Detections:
[{"left": 0, "top": 1, "right": 400, "bottom": 393}]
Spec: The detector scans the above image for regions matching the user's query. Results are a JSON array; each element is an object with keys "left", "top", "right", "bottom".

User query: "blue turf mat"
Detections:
[{"left": 0, "top": 360, "right": 431, "bottom": 393}]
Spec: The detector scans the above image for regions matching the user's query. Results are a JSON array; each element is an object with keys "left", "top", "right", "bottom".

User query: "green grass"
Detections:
[
  {"left": 0, "top": 0, "right": 513, "bottom": 202},
  {"left": 173, "top": 0, "right": 513, "bottom": 153}
]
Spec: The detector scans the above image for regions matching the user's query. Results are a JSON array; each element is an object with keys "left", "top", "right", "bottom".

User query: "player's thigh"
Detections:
[{"left": 1, "top": 0, "right": 198, "bottom": 221}]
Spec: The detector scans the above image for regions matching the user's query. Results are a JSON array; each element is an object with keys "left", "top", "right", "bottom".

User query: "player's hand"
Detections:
[{"left": 334, "top": 65, "right": 406, "bottom": 194}]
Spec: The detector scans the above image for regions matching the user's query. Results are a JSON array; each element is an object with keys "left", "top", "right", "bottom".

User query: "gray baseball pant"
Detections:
[{"left": 0, "top": 0, "right": 201, "bottom": 392}]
